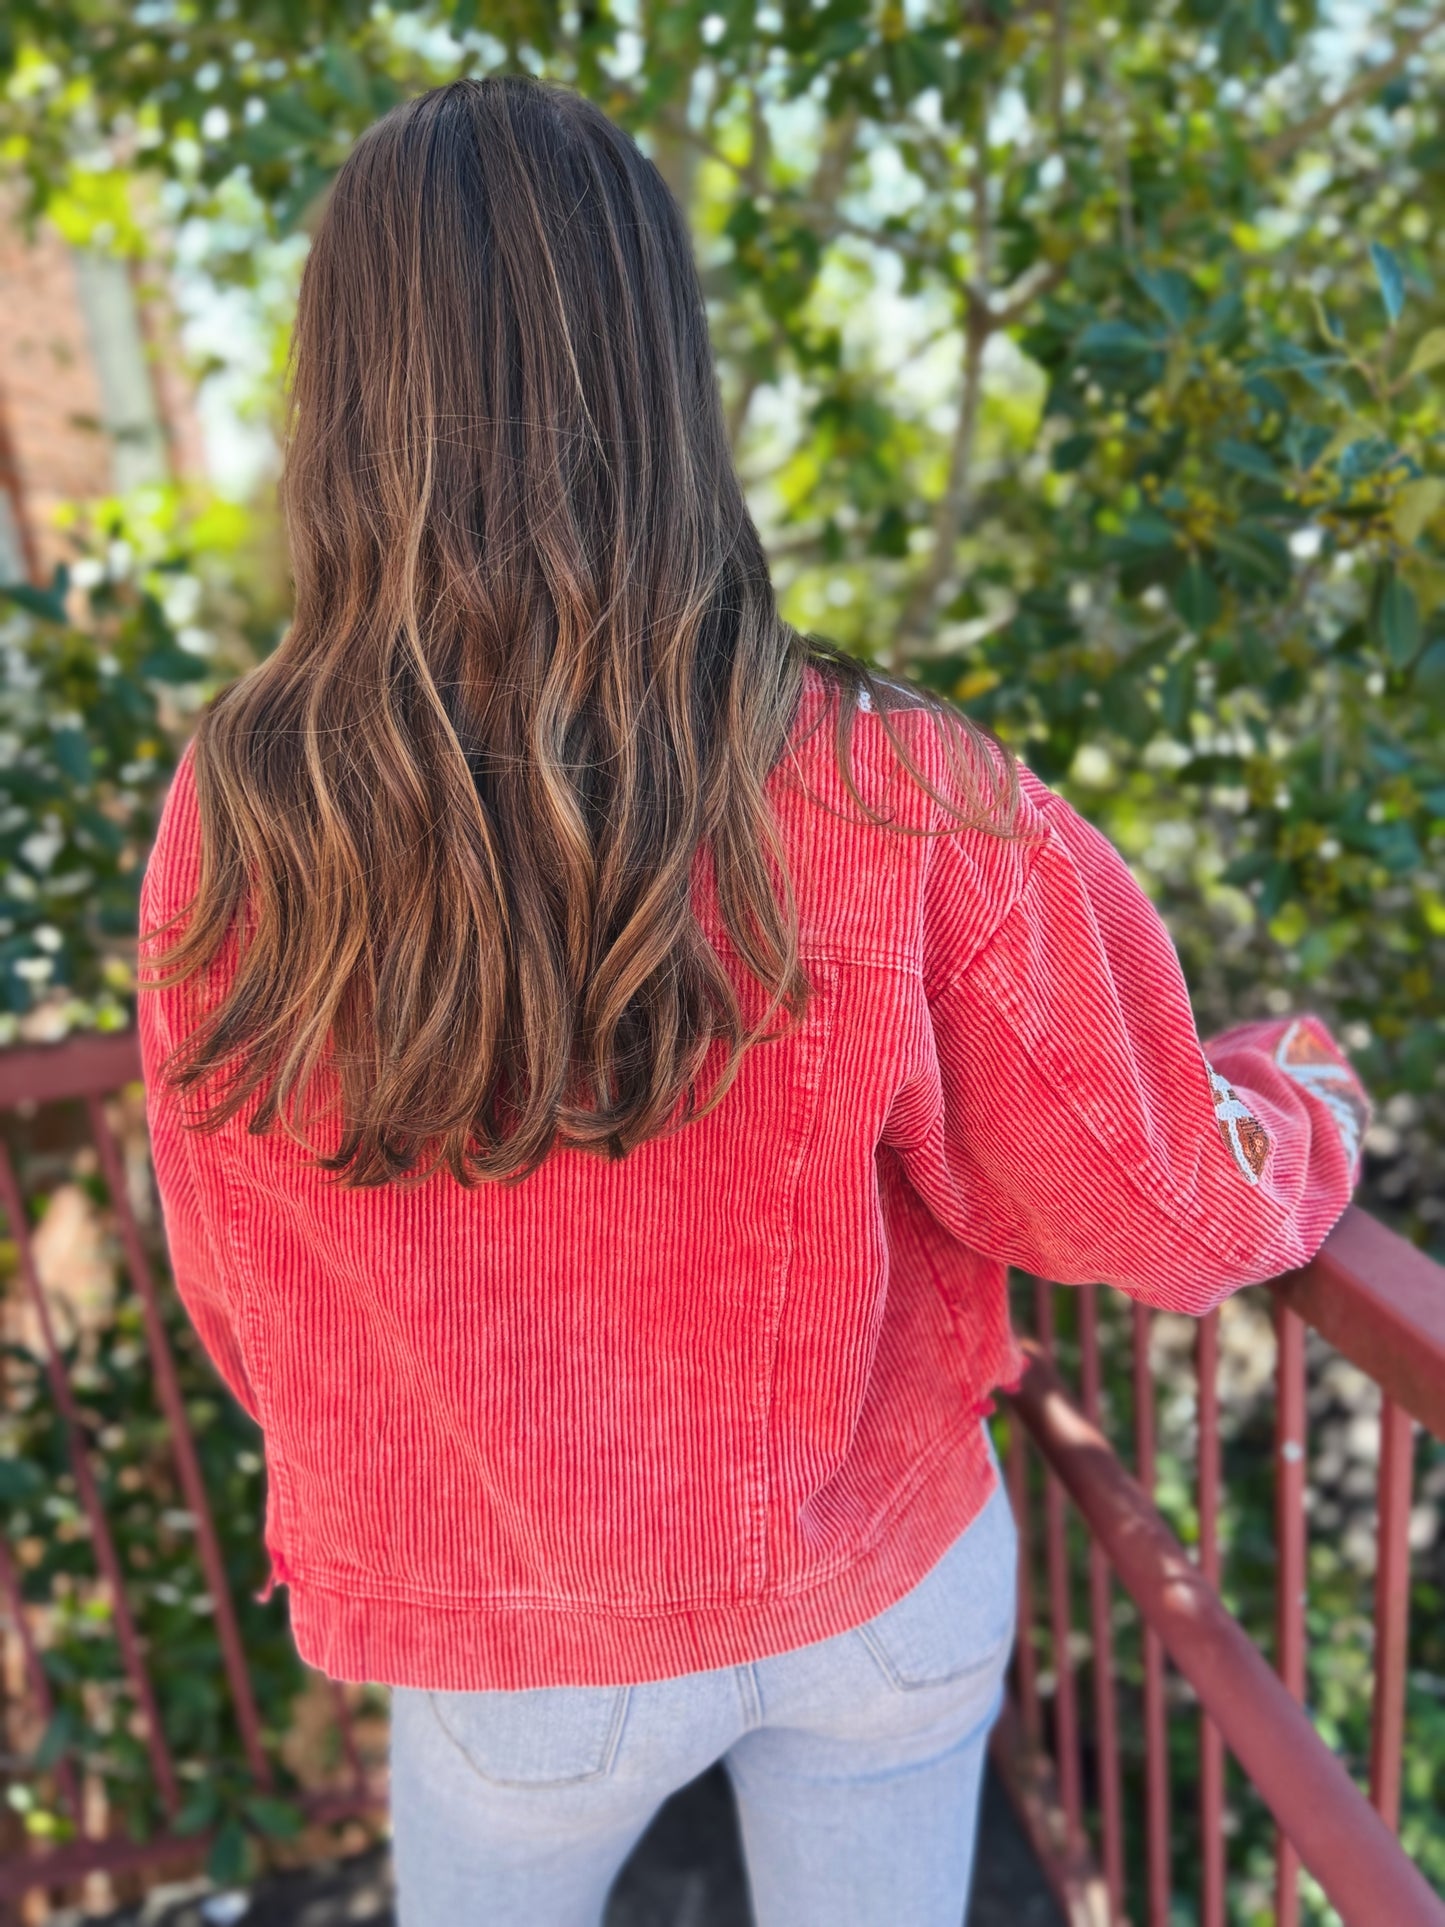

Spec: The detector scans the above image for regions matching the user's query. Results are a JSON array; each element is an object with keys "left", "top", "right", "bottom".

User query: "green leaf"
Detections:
[
  {"left": 1405, "top": 327, "right": 1445, "bottom": 380},
  {"left": 1051, "top": 432, "right": 1094, "bottom": 473},
  {"left": 175, "top": 1783, "right": 221, "bottom": 1836},
  {"left": 1198, "top": 291, "right": 1246, "bottom": 349},
  {"left": 238, "top": 120, "right": 301, "bottom": 165},
  {"left": 0, "top": 1456, "right": 44, "bottom": 1500},
  {"left": 1211, "top": 524, "right": 1291, "bottom": 590},
  {"left": 1221, "top": 850, "right": 1275, "bottom": 887},
  {"left": 51, "top": 726, "right": 93, "bottom": 785},
  {"left": 1370, "top": 242, "right": 1406, "bottom": 325},
  {"left": 1075, "top": 320, "right": 1161, "bottom": 360},
  {"left": 1161, "top": 658, "right": 1197, "bottom": 733},
  {"left": 868, "top": 505, "right": 910, "bottom": 557},
  {"left": 264, "top": 89, "right": 335, "bottom": 144},
  {"left": 1218, "top": 439, "right": 1281, "bottom": 484},
  {"left": 273, "top": 160, "right": 339, "bottom": 237},
  {"left": 207, "top": 1818, "right": 250, "bottom": 1887},
  {"left": 886, "top": 32, "right": 953, "bottom": 104},
  {"left": 724, "top": 199, "right": 763, "bottom": 245},
  {"left": 1338, "top": 436, "right": 1396, "bottom": 485},
  {"left": 140, "top": 645, "right": 210, "bottom": 684},
  {"left": 1399, "top": 1021, "right": 1442, "bottom": 1092},
  {"left": 1171, "top": 558, "right": 1221, "bottom": 632},
  {"left": 1258, "top": 861, "right": 1293, "bottom": 920},
  {"left": 32, "top": 1708, "right": 74, "bottom": 1772},
  {"left": 1133, "top": 267, "right": 1194, "bottom": 327},
  {"left": 1239, "top": 626, "right": 1274, "bottom": 682},
  {"left": 1414, "top": 639, "right": 1445, "bottom": 710},
  {"left": 1376, "top": 574, "right": 1421, "bottom": 665},
  {"left": 243, "top": 1795, "right": 304, "bottom": 1840},
  {"left": 1367, "top": 819, "right": 1421, "bottom": 872},
  {"left": 1099, "top": 672, "right": 1155, "bottom": 743},
  {"left": 1391, "top": 477, "right": 1445, "bottom": 546},
  {"left": 321, "top": 40, "right": 371, "bottom": 108},
  {"left": 1, "top": 582, "right": 68, "bottom": 624},
  {"left": 1120, "top": 511, "right": 1178, "bottom": 551}
]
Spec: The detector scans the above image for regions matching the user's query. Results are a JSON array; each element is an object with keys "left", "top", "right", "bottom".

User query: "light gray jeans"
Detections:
[{"left": 389, "top": 1450, "right": 1016, "bottom": 1927}]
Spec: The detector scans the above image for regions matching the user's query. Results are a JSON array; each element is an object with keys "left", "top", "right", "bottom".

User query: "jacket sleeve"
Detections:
[
  {"left": 138, "top": 751, "right": 261, "bottom": 1424},
  {"left": 921, "top": 773, "right": 1370, "bottom": 1314}
]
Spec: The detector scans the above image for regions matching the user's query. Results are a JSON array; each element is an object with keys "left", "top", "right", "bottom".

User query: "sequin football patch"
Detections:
[
  {"left": 1273, "top": 1019, "right": 1370, "bottom": 1170},
  {"left": 1208, "top": 1068, "right": 1272, "bottom": 1185}
]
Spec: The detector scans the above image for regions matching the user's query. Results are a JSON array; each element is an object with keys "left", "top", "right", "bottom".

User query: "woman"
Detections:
[{"left": 139, "top": 75, "right": 1368, "bottom": 1927}]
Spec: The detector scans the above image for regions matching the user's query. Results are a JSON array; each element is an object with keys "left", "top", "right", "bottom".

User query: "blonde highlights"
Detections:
[{"left": 149, "top": 77, "right": 1012, "bottom": 1185}]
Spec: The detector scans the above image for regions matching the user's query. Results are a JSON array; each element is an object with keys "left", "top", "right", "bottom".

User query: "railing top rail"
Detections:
[
  {"left": 1011, "top": 1341, "right": 1445, "bottom": 1927},
  {"left": 0, "top": 1032, "right": 142, "bottom": 1111},
  {"left": 1274, "top": 1206, "right": 1445, "bottom": 1441}
]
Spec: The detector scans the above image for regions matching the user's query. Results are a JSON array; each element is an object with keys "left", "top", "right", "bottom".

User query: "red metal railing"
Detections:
[
  {"left": 0, "top": 1037, "right": 382, "bottom": 1918},
  {"left": 2, "top": 1035, "right": 1444, "bottom": 1921},
  {"left": 994, "top": 1221, "right": 1445, "bottom": 1927}
]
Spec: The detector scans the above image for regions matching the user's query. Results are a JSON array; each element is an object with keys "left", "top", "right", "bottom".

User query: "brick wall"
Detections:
[
  {"left": 0, "top": 206, "right": 110, "bottom": 582},
  {"left": 0, "top": 192, "right": 207, "bottom": 586}
]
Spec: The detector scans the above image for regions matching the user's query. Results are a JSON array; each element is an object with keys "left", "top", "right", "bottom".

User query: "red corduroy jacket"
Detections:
[{"left": 138, "top": 669, "right": 1369, "bottom": 1690}]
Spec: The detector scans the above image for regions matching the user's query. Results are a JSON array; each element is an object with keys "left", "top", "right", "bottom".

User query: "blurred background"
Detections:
[{"left": 1, "top": 2, "right": 1444, "bottom": 1922}]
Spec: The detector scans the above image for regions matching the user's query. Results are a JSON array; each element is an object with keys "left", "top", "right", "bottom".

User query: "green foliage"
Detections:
[
  {"left": 0, "top": 1142, "right": 315, "bottom": 1882},
  {"left": 2, "top": 1, "right": 1444, "bottom": 1917},
  {"left": 0, "top": 574, "right": 171, "bottom": 1032},
  {"left": 0, "top": 496, "right": 269, "bottom": 1043},
  {"left": 0, "top": 563, "right": 179, "bottom": 1032}
]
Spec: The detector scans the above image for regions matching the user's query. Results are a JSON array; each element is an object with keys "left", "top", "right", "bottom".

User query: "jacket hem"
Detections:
[{"left": 284, "top": 1422, "right": 1000, "bottom": 1691}]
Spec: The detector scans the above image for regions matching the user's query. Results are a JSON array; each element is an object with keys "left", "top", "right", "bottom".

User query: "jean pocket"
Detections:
[
  {"left": 855, "top": 1482, "right": 1018, "bottom": 1693},
  {"left": 425, "top": 1683, "right": 632, "bottom": 1787}
]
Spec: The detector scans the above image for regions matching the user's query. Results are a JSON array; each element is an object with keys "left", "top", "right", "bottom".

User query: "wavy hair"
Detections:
[{"left": 149, "top": 75, "right": 1015, "bottom": 1185}]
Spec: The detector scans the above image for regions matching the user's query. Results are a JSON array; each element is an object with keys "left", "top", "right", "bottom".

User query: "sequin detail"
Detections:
[
  {"left": 1274, "top": 1020, "right": 1369, "bottom": 1169},
  {"left": 1209, "top": 1067, "right": 1271, "bottom": 1184}
]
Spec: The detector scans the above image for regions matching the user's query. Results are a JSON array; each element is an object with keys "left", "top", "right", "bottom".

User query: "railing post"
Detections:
[
  {"left": 0, "top": 1538, "right": 83, "bottom": 1825},
  {"left": 1132, "top": 1301, "right": 1170, "bottom": 1927},
  {"left": 1274, "top": 1301, "right": 1309, "bottom": 1927},
  {"left": 1036, "top": 1282, "right": 1083, "bottom": 1846},
  {"left": 87, "top": 1096, "right": 274, "bottom": 1792},
  {"left": 0, "top": 1144, "right": 181, "bottom": 1818},
  {"left": 1006, "top": 1414, "right": 1042, "bottom": 1747},
  {"left": 1079, "top": 1286, "right": 1125, "bottom": 1923},
  {"left": 1370, "top": 1398, "right": 1416, "bottom": 1831},
  {"left": 1196, "top": 1309, "right": 1225, "bottom": 1927}
]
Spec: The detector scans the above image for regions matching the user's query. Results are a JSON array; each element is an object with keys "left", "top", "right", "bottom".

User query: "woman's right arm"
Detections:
[{"left": 923, "top": 770, "right": 1369, "bottom": 1314}]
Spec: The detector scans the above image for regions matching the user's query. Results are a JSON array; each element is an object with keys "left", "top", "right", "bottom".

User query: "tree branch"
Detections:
[
  {"left": 725, "top": 358, "right": 768, "bottom": 454},
  {"left": 993, "top": 258, "right": 1066, "bottom": 327},
  {"left": 811, "top": 103, "right": 861, "bottom": 207},
  {"left": 647, "top": 97, "right": 746, "bottom": 181},
  {"left": 764, "top": 528, "right": 841, "bottom": 565},
  {"left": 890, "top": 132, "right": 995, "bottom": 670},
  {"left": 1049, "top": 0, "right": 1068, "bottom": 145},
  {"left": 746, "top": 64, "right": 771, "bottom": 196},
  {"left": 888, "top": 300, "right": 991, "bottom": 670},
  {"left": 1257, "top": 5, "right": 1445, "bottom": 168},
  {"left": 725, "top": 110, "right": 861, "bottom": 454}
]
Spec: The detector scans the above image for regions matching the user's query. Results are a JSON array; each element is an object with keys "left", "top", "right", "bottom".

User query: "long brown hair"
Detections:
[{"left": 149, "top": 75, "right": 1014, "bottom": 1185}]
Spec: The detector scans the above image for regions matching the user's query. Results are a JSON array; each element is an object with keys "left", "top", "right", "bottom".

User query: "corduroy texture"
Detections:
[{"left": 138, "top": 669, "right": 1368, "bottom": 1690}]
